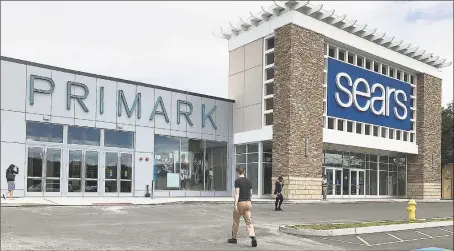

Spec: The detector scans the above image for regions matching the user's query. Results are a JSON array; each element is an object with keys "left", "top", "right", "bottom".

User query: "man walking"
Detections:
[
  {"left": 274, "top": 176, "right": 284, "bottom": 211},
  {"left": 3, "top": 164, "right": 19, "bottom": 200},
  {"left": 322, "top": 174, "right": 328, "bottom": 201},
  {"left": 228, "top": 166, "right": 257, "bottom": 247}
]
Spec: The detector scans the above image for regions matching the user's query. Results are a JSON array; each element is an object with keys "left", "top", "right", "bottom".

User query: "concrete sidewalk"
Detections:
[{"left": 1, "top": 196, "right": 452, "bottom": 207}]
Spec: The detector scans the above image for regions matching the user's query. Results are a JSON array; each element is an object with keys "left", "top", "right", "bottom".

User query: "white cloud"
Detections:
[{"left": 1, "top": 1, "right": 452, "bottom": 105}]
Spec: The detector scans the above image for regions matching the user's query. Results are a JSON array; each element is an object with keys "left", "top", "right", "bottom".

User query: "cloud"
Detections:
[{"left": 1, "top": 1, "right": 452, "bottom": 105}]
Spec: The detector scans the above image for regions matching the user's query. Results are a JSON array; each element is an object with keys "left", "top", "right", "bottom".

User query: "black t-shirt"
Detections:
[{"left": 235, "top": 177, "right": 252, "bottom": 202}]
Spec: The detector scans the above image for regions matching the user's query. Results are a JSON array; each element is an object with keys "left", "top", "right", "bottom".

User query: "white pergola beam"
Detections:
[
  {"left": 379, "top": 36, "right": 394, "bottom": 45},
  {"left": 432, "top": 58, "right": 446, "bottom": 66},
  {"left": 439, "top": 61, "right": 453, "bottom": 67},
  {"left": 350, "top": 24, "right": 367, "bottom": 34},
  {"left": 425, "top": 56, "right": 439, "bottom": 64},
  {"left": 403, "top": 46, "right": 418, "bottom": 55},
  {"left": 307, "top": 4, "right": 324, "bottom": 16},
  {"left": 361, "top": 28, "right": 377, "bottom": 38},
  {"left": 388, "top": 40, "right": 403, "bottom": 48},
  {"left": 330, "top": 14, "right": 346, "bottom": 25},
  {"left": 369, "top": 32, "right": 386, "bottom": 42},
  {"left": 412, "top": 49, "right": 426, "bottom": 57},
  {"left": 418, "top": 52, "right": 432, "bottom": 61},
  {"left": 318, "top": 9, "right": 335, "bottom": 21},
  {"left": 339, "top": 19, "right": 356, "bottom": 30}
]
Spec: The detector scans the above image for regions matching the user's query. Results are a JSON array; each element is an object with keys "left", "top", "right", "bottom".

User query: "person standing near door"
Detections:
[
  {"left": 3, "top": 164, "right": 19, "bottom": 200},
  {"left": 274, "top": 176, "right": 284, "bottom": 211},
  {"left": 322, "top": 174, "right": 328, "bottom": 201},
  {"left": 228, "top": 166, "right": 257, "bottom": 247}
]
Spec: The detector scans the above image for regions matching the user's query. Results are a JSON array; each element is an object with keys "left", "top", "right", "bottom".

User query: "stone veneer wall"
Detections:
[
  {"left": 273, "top": 24, "right": 325, "bottom": 200},
  {"left": 407, "top": 73, "right": 442, "bottom": 199}
]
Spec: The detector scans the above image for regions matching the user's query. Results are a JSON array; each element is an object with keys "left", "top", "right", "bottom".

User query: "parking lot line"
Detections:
[
  {"left": 388, "top": 233, "right": 404, "bottom": 242},
  {"left": 356, "top": 236, "right": 372, "bottom": 247},
  {"left": 415, "top": 231, "right": 434, "bottom": 238},
  {"left": 438, "top": 228, "right": 454, "bottom": 234}
]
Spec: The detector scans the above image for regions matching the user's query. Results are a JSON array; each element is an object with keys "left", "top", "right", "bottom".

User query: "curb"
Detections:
[{"left": 279, "top": 220, "right": 454, "bottom": 237}]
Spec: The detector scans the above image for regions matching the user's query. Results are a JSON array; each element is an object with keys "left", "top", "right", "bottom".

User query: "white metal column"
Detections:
[{"left": 258, "top": 141, "right": 263, "bottom": 197}]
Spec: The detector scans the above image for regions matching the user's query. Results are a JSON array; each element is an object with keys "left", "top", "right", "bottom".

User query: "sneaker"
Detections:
[
  {"left": 251, "top": 237, "right": 257, "bottom": 247},
  {"left": 275, "top": 208, "right": 279, "bottom": 211},
  {"left": 227, "top": 238, "right": 237, "bottom": 244},
  {"left": 277, "top": 208, "right": 283, "bottom": 211}
]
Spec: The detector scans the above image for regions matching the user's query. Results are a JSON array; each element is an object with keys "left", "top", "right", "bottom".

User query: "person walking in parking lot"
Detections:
[
  {"left": 228, "top": 166, "right": 257, "bottom": 247},
  {"left": 274, "top": 176, "right": 284, "bottom": 211},
  {"left": 322, "top": 174, "right": 328, "bottom": 201},
  {"left": 3, "top": 164, "right": 19, "bottom": 200}
]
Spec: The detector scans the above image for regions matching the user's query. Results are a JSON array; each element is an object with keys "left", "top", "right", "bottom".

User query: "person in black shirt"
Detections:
[
  {"left": 3, "top": 164, "right": 19, "bottom": 200},
  {"left": 274, "top": 176, "right": 284, "bottom": 211},
  {"left": 228, "top": 166, "right": 257, "bottom": 247}
]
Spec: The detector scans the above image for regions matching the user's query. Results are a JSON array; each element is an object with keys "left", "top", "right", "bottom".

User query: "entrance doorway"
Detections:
[
  {"left": 324, "top": 168, "right": 365, "bottom": 198},
  {"left": 26, "top": 146, "right": 62, "bottom": 196},
  {"left": 67, "top": 149, "right": 100, "bottom": 196},
  {"left": 350, "top": 169, "right": 365, "bottom": 197},
  {"left": 104, "top": 152, "right": 133, "bottom": 196}
]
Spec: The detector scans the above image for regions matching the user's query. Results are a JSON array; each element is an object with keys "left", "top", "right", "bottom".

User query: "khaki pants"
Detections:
[{"left": 232, "top": 201, "right": 255, "bottom": 238}]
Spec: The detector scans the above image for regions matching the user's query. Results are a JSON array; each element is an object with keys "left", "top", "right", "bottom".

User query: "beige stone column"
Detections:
[
  {"left": 272, "top": 24, "right": 325, "bottom": 200},
  {"left": 407, "top": 73, "right": 442, "bottom": 199}
]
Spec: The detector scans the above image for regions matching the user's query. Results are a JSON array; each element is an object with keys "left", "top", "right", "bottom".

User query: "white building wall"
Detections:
[{"left": 0, "top": 59, "right": 234, "bottom": 197}]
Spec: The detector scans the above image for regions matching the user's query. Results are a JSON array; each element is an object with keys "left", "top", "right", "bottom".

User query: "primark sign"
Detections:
[
  {"left": 326, "top": 58, "right": 411, "bottom": 131},
  {"left": 28, "top": 75, "right": 217, "bottom": 129}
]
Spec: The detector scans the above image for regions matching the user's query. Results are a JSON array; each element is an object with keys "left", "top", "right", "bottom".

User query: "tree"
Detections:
[{"left": 441, "top": 101, "right": 454, "bottom": 166}]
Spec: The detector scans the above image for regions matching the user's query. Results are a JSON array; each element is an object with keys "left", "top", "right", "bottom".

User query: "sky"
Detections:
[{"left": 1, "top": 1, "right": 453, "bottom": 106}]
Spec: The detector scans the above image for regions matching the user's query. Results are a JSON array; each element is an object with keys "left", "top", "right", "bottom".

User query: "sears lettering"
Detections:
[{"left": 335, "top": 72, "right": 408, "bottom": 120}]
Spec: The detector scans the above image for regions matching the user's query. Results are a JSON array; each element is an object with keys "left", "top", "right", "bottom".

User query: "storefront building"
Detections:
[
  {"left": 221, "top": 1, "right": 451, "bottom": 199},
  {"left": 0, "top": 57, "right": 234, "bottom": 198}
]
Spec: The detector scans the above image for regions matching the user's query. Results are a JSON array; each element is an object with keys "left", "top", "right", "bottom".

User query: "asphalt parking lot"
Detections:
[
  {"left": 1, "top": 202, "right": 453, "bottom": 250},
  {"left": 308, "top": 225, "right": 453, "bottom": 250}
]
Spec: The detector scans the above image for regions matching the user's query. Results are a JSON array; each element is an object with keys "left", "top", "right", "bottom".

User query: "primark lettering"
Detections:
[
  {"left": 28, "top": 75, "right": 217, "bottom": 129},
  {"left": 334, "top": 72, "right": 408, "bottom": 120}
]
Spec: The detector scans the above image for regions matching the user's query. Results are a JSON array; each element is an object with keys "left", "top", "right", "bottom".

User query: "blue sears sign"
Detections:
[{"left": 327, "top": 58, "right": 411, "bottom": 131}]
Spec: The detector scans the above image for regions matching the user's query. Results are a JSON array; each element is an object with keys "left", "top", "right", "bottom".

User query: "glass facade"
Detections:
[
  {"left": 323, "top": 149, "right": 407, "bottom": 197},
  {"left": 154, "top": 135, "right": 227, "bottom": 191},
  {"left": 236, "top": 143, "right": 259, "bottom": 195}
]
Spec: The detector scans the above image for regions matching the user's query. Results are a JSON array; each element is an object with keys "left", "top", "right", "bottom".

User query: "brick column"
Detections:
[
  {"left": 407, "top": 74, "right": 442, "bottom": 199},
  {"left": 272, "top": 24, "right": 325, "bottom": 200}
]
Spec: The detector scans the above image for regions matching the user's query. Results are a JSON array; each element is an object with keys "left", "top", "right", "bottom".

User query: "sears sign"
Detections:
[{"left": 327, "top": 58, "right": 411, "bottom": 131}]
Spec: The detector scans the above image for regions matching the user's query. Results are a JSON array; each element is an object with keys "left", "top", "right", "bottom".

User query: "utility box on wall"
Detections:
[{"left": 441, "top": 163, "right": 453, "bottom": 200}]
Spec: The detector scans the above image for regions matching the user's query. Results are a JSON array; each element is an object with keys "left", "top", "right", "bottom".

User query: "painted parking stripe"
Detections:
[
  {"left": 411, "top": 248, "right": 452, "bottom": 251},
  {"left": 356, "top": 236, "right": 372, "bottom": 247},
  {"left": 438, "top": 228, "right": 454, "bottom": 234},
  {"left": 388, "top": 233, "right": 404, "bottom": 242},
  {"left": 415, "top": 231, "right": 434, "bottom": 238}
]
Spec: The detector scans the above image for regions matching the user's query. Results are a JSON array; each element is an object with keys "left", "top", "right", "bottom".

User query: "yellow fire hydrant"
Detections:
[{"left": 406, "top": 199, "right": 417, "bottom": 220}]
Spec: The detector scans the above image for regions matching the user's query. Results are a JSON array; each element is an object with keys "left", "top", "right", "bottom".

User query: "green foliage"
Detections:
[{"left": 441, "top": 101, "right": 454, "bottom": 166}]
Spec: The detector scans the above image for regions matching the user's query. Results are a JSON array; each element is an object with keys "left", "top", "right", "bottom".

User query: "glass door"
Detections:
[
  {"left": 324, "top": 168, "right": 343, "bottom": 198},
  {"left": 104, "top": 152, "right": 133, "bottom": 196},
  {"left": 67, "top": 149, "right": 100, "bottom": 197},
  {"left": 26, "top": 146, "right": 62, "bottom": 197},
  {"left": 349, "top": 169, "right": 366, "bottom": 198}
]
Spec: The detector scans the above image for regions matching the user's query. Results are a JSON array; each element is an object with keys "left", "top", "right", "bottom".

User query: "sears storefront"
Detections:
[
  {"left": 323, "top": 47, "right": 415, "bottom": 198},
  {"left": 0, "top": 57, "right": 234, "bottom": 198}
]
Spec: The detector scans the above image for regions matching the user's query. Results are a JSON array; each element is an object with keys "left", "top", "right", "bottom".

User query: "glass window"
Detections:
[
  {"left": 396, "top": 130, "right": 401, "bottom": 140},
  {"left": 247, "top": 143, "right": 259, "bottom": 153},
  {"left": 382, "top": 65, "right": 388, "bottom": 75},
  {"left": 265, "top": 113, "right": 273, "bottom": 126},
  {"left": 120, "top": 153, "right": 133, "bottom": 192},
  {"left": 369, "top": 154, "right": 378, "bottom": 162},
  {"left": 236, "top": 145, "right": 246, "bottom": 154},
  {"left": 265, "top": 67, "right": 274, "bottom": 80},
  {"left": 369, "top": 162, "right": 378, "bottom": 170},
  {"left": 390, "top": 68, "right": 395, "bottom": 78},
  {"left": 328, "top": 46, "right": 336, "bottom": 57},
  {"left": 373, "top": 126, "right": 379, "bottom": 136},
  {"left": 68, "top": 126, "right": 100, "bottom": 146},
  {"left": 356, "top": 122, "right": 362, "bottom": 134},
  {"left": 154, "top": 135, "right": 180, "bottom": 190},
  {"left": 337, "top": 119, "right": 344, "bottom": 131},
  {"left": 265, "top": 52, "right": 275, "bottom": 65},
  {"left": 379, "top": 171, "right": 388, "bottom": 195},
  {"left": 349, "top": 152, "right": 365, "bottom": 169},
  {"left": 328, "top": 117, "right": 335, "bottom": 129},
  {"left": 246, "top": 163, "right": 259, "bottom": 195},
  {"left": 324, "top": 150, "right": 343, "bottom": 167},
  {"left": 381, "top": 127, "right": 387, "bottom": 138},
  {"left": 206, "top": 141, "right": 227, "bottom": 191},
  {"left": 104, "top": 130, "right": 134, "bottom": 148},
  {"left": 265, "top": 98, "right": 273, "bottom": 111},
  {"left": 366, "top": 59, "right": 372, "bottom": 70},
  {"left": 265, "top": 82, "right": 273, "bottom": 96},
  {"left": 347, "top": 121, "right": 353, "bottom": 132},
  {"left": 373, "top": 62, "right": 379, "bottom": 72},
  {"left": 397, "top": 70, "right": 401, "bottom": 80},
  {"left": 398, "top": 165, "right": 406, "bottom": 196},
  {"left": 26, "top": 121, "right": 63, "bottom": 143},
  {"left": 236, "top": 154, "right": 246, "bottom": 164},
  {"left": 369, "top": 169, "right": 378, "bottom": 195},
  {"left": 389, "top": 129, "right": 394, "bottom": 139},
  {"left": 365, "top": 125, "right": 371, "bottom": 135},
  {"left": 356, "top": 56, "right": 364, "bottom": 67},
  {"left": 347, "top": 53, "right": 354, "bottom": 64},
  {"left": 339, "top": 50, "right": 346, "bottom": 61},
  {"left": 266, "top": 37, "right": 275, "bottom": 50}
]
